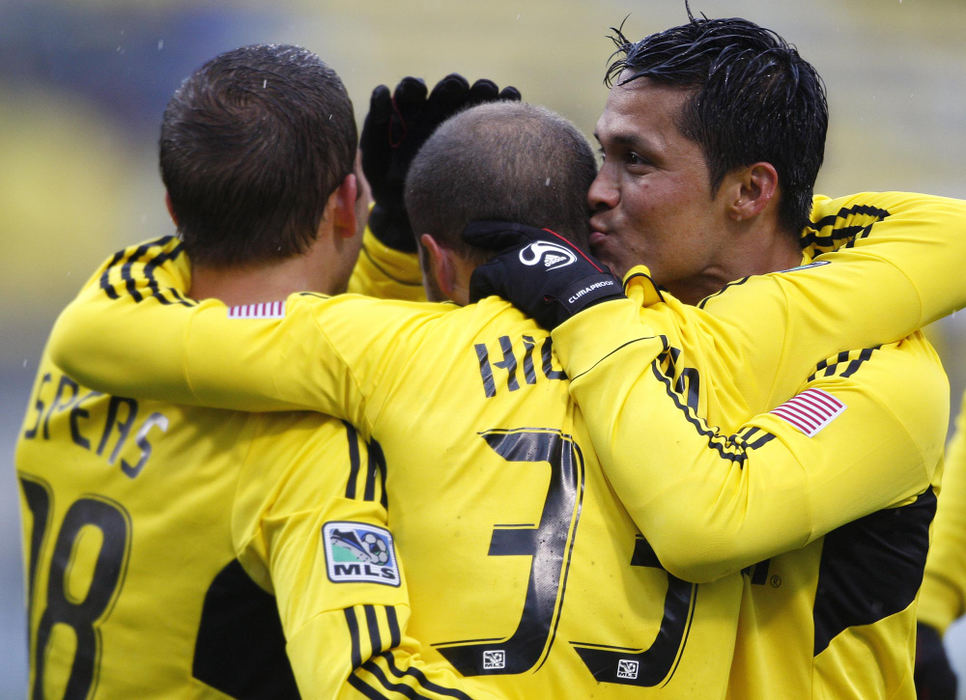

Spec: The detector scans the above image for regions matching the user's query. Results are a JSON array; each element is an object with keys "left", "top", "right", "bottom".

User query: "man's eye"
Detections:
[{"left": 626, "top": 152, "right": 644, "bottom": 165}]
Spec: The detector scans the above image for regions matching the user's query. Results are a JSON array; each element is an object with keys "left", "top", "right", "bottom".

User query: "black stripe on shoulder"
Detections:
[
  {"left": 343, "top": 421, "right": 363, "bottom": 499},
  {"left": 99, "top": 236, "right": 194, "bottom": 307},
  {"left": 648, "top": 351, "right": 750, "bottom": 465},
  {"left": 696, "top": 275, "right": 752, "bottom": 309},
  {"left": 369, "top": 439, "right": 388, "bottom": 510},
  {"left": 801, "top": 204, "right": 891, "bottom": 252},
  {"left": 99, "top": 247, "right": 129, "bottom": 300},
  {"left": 342, "top": 422, "right": 389, "bottom": 506},
  {"left": 736, "top": 426, "right": 776, "bottom": 450},
  {"left": 142, "top": 237, "right": 193, "bottom": 306},
  {"left": 807, "top": 345, "right": 881, "bottom": 382}
]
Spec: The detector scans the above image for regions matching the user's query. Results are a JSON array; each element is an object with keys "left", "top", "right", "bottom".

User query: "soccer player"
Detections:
[
  {"left": 15, "top": 44, "right": 501, "bottom": 698},
  {"left": 45, "top": 98, "right": 966, "bottom": 698},
  {"left": 917, "top": 387, "right": 966, "bottom": 697},
  {"left": 466, "top": 14, "right": 964, "bottom": 698}
]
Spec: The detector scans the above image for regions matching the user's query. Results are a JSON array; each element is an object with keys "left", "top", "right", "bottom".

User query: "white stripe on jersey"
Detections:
[
  {"left": 227, "top": 301, "right": 286, "bottom": 319},
  {"left": 770, "top": 388, "right": 846, "bottom": 437}
]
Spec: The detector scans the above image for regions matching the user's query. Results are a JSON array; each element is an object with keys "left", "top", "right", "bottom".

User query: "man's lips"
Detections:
[{"left": 588, "top": 231, "right": 618, "bottom": 278}]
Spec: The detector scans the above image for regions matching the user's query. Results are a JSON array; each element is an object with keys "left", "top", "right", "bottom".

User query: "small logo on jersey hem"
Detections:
[
  {"left": 227, "top": 300, "right": 286, "bottom": 319},
  {"left": 770, "top": 388, "right": 845, "bottom": 437},
  {"left": 323, "top": 521, "right": 401, "bottom": 586},
  {"left": 617, "top": 659, "right": 640, "bottom": 680}
]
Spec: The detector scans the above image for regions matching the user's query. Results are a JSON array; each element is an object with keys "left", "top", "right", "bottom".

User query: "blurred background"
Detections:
[{"left": 2, "top": 0, "right": 965, "bottom": 695}]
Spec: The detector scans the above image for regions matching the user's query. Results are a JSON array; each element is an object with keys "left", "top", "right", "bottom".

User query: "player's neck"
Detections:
[
  {"left": 667, "top": 225, "right": 803, "bottom": 305},
  {"left": 189, "top": 255, "right": 331, "bottom": 305}
]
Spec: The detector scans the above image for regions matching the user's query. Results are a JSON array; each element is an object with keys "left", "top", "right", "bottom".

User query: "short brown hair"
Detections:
[
  {"left": 405, "top": 101, "right": 597, "bottom": 259},
  {"left": 160, "top": 44, "right": 356, "bottom": 266}
]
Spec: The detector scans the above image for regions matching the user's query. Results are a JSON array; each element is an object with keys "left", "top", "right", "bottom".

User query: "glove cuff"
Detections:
[{"left": 555, "top": 273, "right": 623, "bottom": 318}]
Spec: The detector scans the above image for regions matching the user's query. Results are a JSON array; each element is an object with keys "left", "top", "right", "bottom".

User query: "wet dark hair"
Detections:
[
  {"left": 160, "top": 44, "right": 356, "bottom": 266},
  {"left": 606, "top": 10, "right": 827, "bottom": 237},
  {"left": 405, "top": 101, "right": 597, "bottom": 259}
]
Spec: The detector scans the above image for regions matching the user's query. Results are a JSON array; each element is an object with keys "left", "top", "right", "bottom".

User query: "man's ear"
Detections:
[
  {"left": 419, "top": 233, "right": 458, "bottom": 300},
  {"left": 729, "top": 162, "right": 778, "bottom": 222},
  {"left": 332, "top": 173, "right": 360, "bottom": 238},
  {"left": 165, "top": 192, "right": 178, "bottom": 226}
]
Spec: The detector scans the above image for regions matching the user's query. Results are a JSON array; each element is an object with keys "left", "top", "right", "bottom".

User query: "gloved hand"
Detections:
[
  {"left": 360, "top": 74, "right": 521, "bottom": 251},
  {"left": 464, "top": 220, "right": 624, "bottom": 330},
  {"left": 915, "top": 622, "right": 958, "bottom": 699}
]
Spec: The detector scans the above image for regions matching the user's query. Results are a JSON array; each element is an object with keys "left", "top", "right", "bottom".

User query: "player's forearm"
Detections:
[
  {"left": 566, "top": 343, "right": 942, "bottom": 583},
  {"left": 49, "top": 286, "right": 199, "bottom": 404}
]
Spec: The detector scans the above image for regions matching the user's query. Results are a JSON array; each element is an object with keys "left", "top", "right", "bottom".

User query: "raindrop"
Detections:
[
  {"left": 263, "top": 79, "right": 268, "bottom": 88},
  {"left": 158, "top": 39, "right": 164, "bottom": 50}
]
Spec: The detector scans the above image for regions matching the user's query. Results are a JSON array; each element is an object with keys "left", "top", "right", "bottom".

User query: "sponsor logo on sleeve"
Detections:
[
  {"left": 227, "top": 300, "right": 286, "bottom": 319},
  {"left": 322, "top": 521, "right": 401, "bottom": 586},
  {"left": 518, "top": 241, "right": 577, "bottom": 270},
  {"left": 769, "top": 388, "right": 846, "bottom": 437}
]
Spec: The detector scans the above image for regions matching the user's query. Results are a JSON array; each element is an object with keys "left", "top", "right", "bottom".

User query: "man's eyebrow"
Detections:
[{"left": 597, "top": 130, "right": 649, "bottom": 150}]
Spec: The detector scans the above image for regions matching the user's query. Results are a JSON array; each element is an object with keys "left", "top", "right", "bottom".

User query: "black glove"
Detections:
[
  {"left": 360, "top": 75, "right": 521, "bottom": 252},
  {"left": 915, "top": 622, "right": 958, "bottom": 699},
  {"left": 464, "top": 221, "right": 624, "bottom": 330}
]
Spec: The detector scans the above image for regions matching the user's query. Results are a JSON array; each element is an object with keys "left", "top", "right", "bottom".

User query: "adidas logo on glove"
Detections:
[{"left": 518, "top": 241, "right": 577, "bottom": 271}]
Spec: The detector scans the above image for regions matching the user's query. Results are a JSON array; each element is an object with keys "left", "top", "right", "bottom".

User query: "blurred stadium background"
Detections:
[{"left": 2, "top": 0, "right": 965, "bottom": 695}]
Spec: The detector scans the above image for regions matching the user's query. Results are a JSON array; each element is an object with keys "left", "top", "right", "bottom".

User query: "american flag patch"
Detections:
[
  {"left": 770, "top": 388, "right": 846, "bottom": 437},
  {"left": 227, "top": 301, "right": 286, "bottom": 319}
]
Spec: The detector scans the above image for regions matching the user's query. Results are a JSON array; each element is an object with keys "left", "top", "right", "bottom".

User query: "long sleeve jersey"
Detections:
[
  {"left": 45, "top": 192, "right": 965, "bottom": 698},
  {"left": 15, "top": 226, "right": 499, "bottom": 699}
]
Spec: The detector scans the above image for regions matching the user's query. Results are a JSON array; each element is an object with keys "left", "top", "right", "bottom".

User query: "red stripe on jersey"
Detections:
[
  {"left": 770, "top": 388, "right": 846, "bottom": 437},
  {"left": 227, "top": 301, "right": 287, "bottom": 319}
]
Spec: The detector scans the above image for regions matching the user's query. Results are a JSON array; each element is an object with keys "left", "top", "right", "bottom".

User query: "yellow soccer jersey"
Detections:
[
  {"left": 44, "top": 243, "right": 748, "bottom": 698},
  {"left": 43, "top": 193, "right": 958, "bottom": 693},
  {"left": 548, "top": 191, "right": 961, "bottom": 698},
  {"left": 42, "top": 190, "right": 963, "bottom": 698},
  {"left": 346, "top": 227, "right": 425, "bottom": 301},
  {"left": 17, "top": 272, "right": 497, "bottom": 697},
  {"left": 919, "top": 388, "right": 966, "bottom": 635}
]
